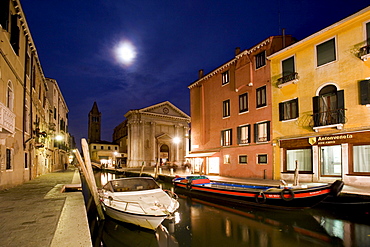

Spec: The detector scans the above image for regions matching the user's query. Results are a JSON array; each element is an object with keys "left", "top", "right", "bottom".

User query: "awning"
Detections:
[{"left": 186, "top": 152, "right": 216, "bottom": 158}]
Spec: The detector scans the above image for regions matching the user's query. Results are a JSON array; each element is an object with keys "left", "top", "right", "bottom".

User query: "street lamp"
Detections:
[{"left": 55, "top": 135, "right": 63, "bottom": 141}]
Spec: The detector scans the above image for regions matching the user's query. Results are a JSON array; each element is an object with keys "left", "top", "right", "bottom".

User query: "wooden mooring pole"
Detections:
[{"left": 75, "top": 138, "right": 105, "bottom": 220}]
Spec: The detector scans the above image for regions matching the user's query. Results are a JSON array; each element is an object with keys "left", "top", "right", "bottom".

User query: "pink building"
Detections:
[{"left": 188, "top": 36, "right": 295, "bottom": 179}]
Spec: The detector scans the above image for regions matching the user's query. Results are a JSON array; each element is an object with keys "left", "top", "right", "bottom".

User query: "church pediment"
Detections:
[{"left": 139, "top": 101, "right": 190, "bottom": 120}]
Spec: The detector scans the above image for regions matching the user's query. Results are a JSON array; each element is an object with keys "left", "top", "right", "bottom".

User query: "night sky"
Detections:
[{"left": 20, "top": 0, "right": 370, "bottom": 144}]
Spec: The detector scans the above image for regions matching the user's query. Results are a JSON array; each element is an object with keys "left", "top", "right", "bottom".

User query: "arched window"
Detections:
[
  {"left": 7, "top": 81, "right": 14, "bottom": 110},
  {"left": 313, "top": 85, "right": 345, "bottom": 127}
]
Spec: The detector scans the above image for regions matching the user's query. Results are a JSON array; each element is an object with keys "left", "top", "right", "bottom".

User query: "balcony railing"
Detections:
[
  {"left": 359, "top": 45, "right": 370, "bottom": 61},
  {"left": 312, "top": 108, "right": 346, "bottom": 128},
  {"left": 0, "top": 102, "right": 16, "bottom": 134},
  {"left": 277, "top": 72, "right": 299, "bottom": 88}
]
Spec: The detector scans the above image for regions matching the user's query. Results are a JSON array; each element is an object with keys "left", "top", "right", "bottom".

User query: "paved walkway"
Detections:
[{"left": 0, "top": 167, "right": 91, "bottom": 247}]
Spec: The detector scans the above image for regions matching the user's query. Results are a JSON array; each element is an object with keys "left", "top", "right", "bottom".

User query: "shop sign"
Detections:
[{"left": 309, "top": 134, "right": 353, "bottom": 146}]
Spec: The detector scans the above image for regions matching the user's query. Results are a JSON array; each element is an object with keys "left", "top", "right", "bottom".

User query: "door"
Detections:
[
  {"left": 320, "top": 145, "right": 342, "bottom": 177},
  {"left": 208, "top": 157, "right": 220, "bottom": 174}
]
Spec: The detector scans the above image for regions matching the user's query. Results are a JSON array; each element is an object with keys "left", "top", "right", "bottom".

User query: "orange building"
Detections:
[{"left": 188, "top": 36, "right": 295, "bottom": 178}]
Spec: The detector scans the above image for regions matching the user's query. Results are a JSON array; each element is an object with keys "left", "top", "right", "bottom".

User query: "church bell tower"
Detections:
[{"left": 88, "top": 102, "right": 101, "bottom": 143}]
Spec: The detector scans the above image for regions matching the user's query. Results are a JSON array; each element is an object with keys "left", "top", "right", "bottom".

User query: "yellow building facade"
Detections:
[{"left": 269, "top": 7, "right": 370, "bottom": 186}]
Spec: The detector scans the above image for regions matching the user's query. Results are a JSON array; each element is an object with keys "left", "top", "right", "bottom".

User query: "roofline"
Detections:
[
  {"left": 188, "top": 36, "right": 278, "bottom": 89},
  {"left": 268, "top": 5, "right": 370, "bottom": 59}
]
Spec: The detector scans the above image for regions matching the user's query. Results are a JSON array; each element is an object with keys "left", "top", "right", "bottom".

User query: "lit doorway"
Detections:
[
  {"left": 320, "top": 145, "right": 342, "bottom": 177},
  {"left": 208, "top": 157, "right": 220, "bottom": 174}
]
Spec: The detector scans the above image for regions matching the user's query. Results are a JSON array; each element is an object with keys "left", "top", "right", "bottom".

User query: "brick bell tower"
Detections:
[{"left": 88, "top": 102, "right": 101, "bottom": 143}]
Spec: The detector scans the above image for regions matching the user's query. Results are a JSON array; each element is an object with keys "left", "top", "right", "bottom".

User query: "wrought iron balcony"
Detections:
[
  {"left": 277, "top": 72, "right": 299, "bottom": 88},
  {"left": 312, "top": 108, "right": 347, "bottom": 130},
  {"left": 359, "top": 45, "right": 370, "bottom": 61},
  {"left": 0, "top": 102, "right": 16, "bottom": 134}
]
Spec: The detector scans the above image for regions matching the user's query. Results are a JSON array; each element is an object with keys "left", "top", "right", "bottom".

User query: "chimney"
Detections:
[
  {"left": 235, "top": 47, "right": 241, "bottom": 56},
  {"left": 198, "top": 69, "right": 204, "bottom": 79}
]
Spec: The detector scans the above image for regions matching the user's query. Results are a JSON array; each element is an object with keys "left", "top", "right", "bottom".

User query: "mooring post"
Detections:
[
  {"left": 77, "top": 138, "right": 105, "bottom": 220},
  {"left": 294, "top": 160, "right": 299, "bottom": 186}
]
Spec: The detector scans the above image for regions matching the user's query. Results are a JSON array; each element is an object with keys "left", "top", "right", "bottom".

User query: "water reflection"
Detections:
[{"left": 92, "top": 172, "right": 370, "bottom": 247}]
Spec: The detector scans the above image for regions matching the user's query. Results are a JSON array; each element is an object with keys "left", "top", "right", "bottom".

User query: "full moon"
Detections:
[{"left": 115, "top": 40, "right": 137, "bottom": 66}]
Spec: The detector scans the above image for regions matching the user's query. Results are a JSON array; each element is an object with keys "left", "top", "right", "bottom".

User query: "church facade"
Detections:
[{"left": 113, "top": 101, "right": 190, "bottom": 168}]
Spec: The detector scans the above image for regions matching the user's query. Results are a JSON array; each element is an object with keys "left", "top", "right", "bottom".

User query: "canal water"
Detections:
[{"left": 87, "top": 172, "right": 370, "bottom": 247}]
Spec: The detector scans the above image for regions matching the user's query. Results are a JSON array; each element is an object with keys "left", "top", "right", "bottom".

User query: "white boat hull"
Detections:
[{"left": 103, "top": 203, "right": 167, "bottom": 230}]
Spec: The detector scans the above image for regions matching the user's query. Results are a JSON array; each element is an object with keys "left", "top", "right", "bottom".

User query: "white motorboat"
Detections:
[{"left": 99, "top": 177, "right": 179, "bottom": 230}]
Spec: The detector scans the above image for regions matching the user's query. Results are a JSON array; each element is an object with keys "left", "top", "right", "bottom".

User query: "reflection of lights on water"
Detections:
[
  {"left": 100, "top": 173, "right": 115, "bottom": 186},
  {"left": 174, "top": 212, "right": 181, "bottom": 224},
  {"left": 114, "top": 40, "right": 136, "bottom": 66}
]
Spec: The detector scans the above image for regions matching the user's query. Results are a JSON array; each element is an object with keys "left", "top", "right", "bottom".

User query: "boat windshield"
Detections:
[{"left": 109, "top": 178, "right": 160, "bottom": 192}]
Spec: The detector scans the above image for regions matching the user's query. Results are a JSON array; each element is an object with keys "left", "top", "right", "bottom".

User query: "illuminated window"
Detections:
[
  {"left": 237, "top": 125, "right": 250, "bottom": 144},
  {"left": 286, "top": 149, "right": 312, "bottom": 172},
  {"left": 221, "top": 129, "right": 232, "bottom": 146},
  {"left": 224, "top": 155, "right": 231, "bottom": 164},
  {"left": 223, "top": 99, "right": 230, "bottom": 118},
  {"left": 279, "top": 98, "right": 299, "bottom": 121},
  {"left": 256, "top": 86, "right": 266, "bottom": 108},
  {"left": 222, "top": 71, "right": 229, "bottom": 85},
  {"left": 254, "top": 121, "right": 270, "bottom": 142},
  {"left": 353, "top": 145, "right": 370, "bottom": 173},
  {"left": 239, "top": 93, "right": 248, "bottom": 113}
]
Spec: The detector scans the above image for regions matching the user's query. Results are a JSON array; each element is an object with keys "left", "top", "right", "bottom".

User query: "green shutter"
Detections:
[
  {"left": 360, "top": 80, "right": 370, "bottom": 105},
  {"left": 317, "top": 39, "right": 336, "bottom": 66}
]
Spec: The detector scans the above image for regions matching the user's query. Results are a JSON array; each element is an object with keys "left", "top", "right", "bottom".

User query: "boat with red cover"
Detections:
[{"left": 173, "top": 176, "right": 344, "bottom": 210}]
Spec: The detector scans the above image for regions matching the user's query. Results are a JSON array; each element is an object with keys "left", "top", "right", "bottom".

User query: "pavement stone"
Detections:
[{"left": 0, "top": 167, "right": 91, "bottom": 247}]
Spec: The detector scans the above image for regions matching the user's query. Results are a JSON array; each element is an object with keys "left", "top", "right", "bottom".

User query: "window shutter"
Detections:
[
  {"left": 317, "top": 39, "right": 336, "bottom": 66},
  {"left": 254, "top": 124, "right": 258, "bottom": 143},
  {"left": 282, "top": 57, "right": 295, "bottom": 76},
  {"left": 248, "top": 125, "right": 251, "bottom": 144},
  {"left": 279, "top": 102, "right": 284, "bottom": 121},
  {"left": 337, "top": 90, "right": 345, "bottom": 124},
  {"left": 360, "top": 80, "right": 370, "bottom": 105},
  {"left": 312, "top": 96, "right": 320, "bottom": 126},
  {"left": 294, "top": 98, "right": 299, "bottom": 118},
  {"left": 266, "top": 121, "right": 271, "bottom": 141}
]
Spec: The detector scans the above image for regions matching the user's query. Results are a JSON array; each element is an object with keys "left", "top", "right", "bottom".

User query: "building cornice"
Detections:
[{"left": 188, "top": 38, "right": 271, "bottom": 89}]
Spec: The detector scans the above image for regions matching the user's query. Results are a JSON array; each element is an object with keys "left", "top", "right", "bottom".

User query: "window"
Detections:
[
  {"left": 353, "top": 145, "right": 370, "bottom": 173},
  {"left": 24, "top": 153, "right": 28, "bottom": 169},
  {"left": 239, "top": 155, "right": 247, "bottom": 164},
  {"left": 254, "top": 121, "right": 270, "bottom": 143},
  {"left": 6, "top": 149, "right": 12, "bottom": 170},
  {"left": 222, "top": 71, "right": 229, "bottom": 85},
  {"left": 221, "top": 129, "right": 232, "bottom": 146},
  {"left": 10, "top": 14, "right": 20, "bottom": 55},
  {"left": 279, "top": 98, "right": 299, "bottom": 121},
  {"left": 286, "top": 149, "right": 312, "bottom": 172},
  {"left": 115, "top": 147, "right": 118, "bottom": 150},
  {"left": 360, "top": 80, "right": 370, "bottom": 105},
  {"left": 237, "top": 124, "right": 250, "bottom": 144},
  {"left": 224, "top": 155, "right": 231, "bottom": 164},
  {"left": 367, "top": 22, "right": 370, "bottom": 45},
  {"left": 316, "top": 38, "right": 336, "bottom": 66},
  {"left": 7, "top": 81, "right": 14, "bottom": 110},
  {"left": 101, "top": 146, "right": 104, "bottom": 150},
  {"left": 255, "top": 51, "right": 266, "bottom": 69},
  {"left": 108, "top": 146, "right": 111, "bottom": 150},
  {"left": 223, "top": 99, "right": 230, "bottom": 118},
  {"left": 312, "top": 86, "right": 345, "bottom": 127},
  {"left": 257, "top": 154, "right": 268, "bottom": 164},
  {"left": 282, "top": 56, "right": 295, "bottom": 77},
  {"left": 256, "top": 86, "right": 267, "bottom": 108},
  {"left": 239, "top": 93, "right": 248, "bottom": 113}
]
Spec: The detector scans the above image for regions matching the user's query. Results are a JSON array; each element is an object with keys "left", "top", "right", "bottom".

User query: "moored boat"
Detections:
[
  {"left": 99, "top": 177, "right": 179, "bottom": 230},
  {"left": 173, "top": 175, "right": 344, "bottom": 209}
]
